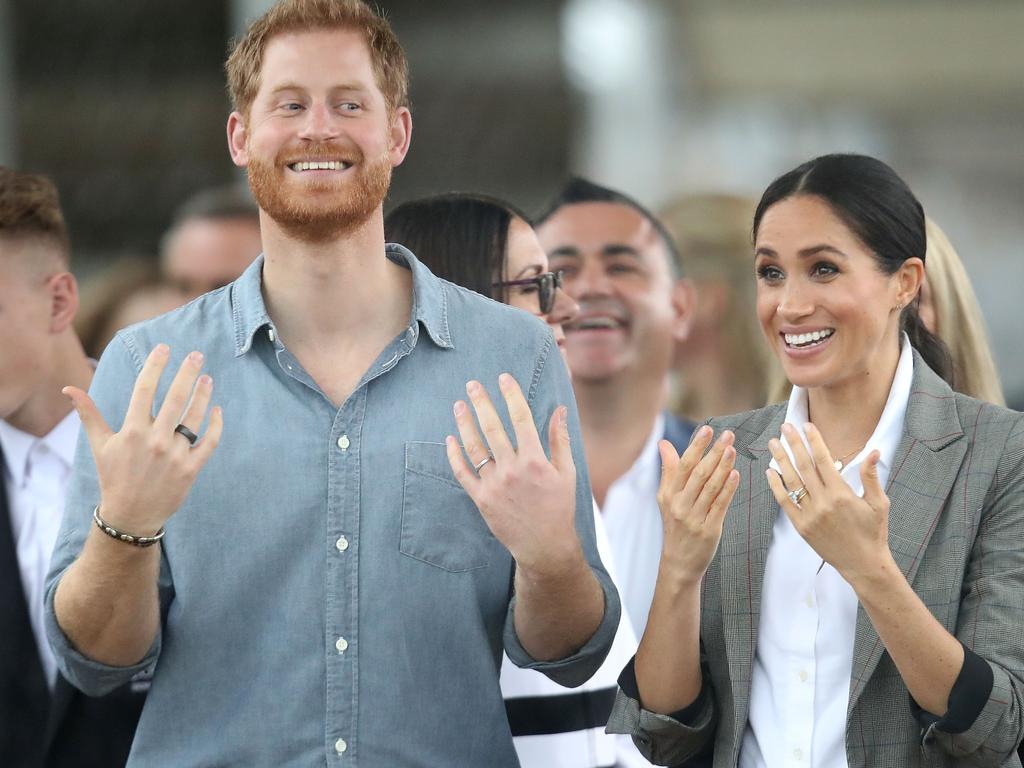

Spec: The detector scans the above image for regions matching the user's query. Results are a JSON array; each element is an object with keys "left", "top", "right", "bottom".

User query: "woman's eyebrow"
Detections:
[
  {"left": 514, "top": 265, "right": 543, "bottom": 279},
  {"left": 753, "top": 245, "right": 849, "bottom": 259}
]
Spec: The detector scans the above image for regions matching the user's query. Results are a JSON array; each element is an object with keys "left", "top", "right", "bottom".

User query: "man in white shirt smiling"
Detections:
[
  {"left": 0, "top": 166, "right": 144, "bottom": 765},
  {"left": 537, "top": 178, "right": 697, "bottom": 640}
]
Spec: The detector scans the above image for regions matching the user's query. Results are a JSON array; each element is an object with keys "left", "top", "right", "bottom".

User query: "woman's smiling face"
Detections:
[{"left": 754, "top": 194, "right": 914, "bottom": 392}]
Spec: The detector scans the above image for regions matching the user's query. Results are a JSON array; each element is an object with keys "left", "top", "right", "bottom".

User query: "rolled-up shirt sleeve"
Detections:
[
  {"left": 44, "top": 332, "right": 174, "bottom": 696},
  {"left": 606, "top": 653, "right": 717, "bottom": 766},
  {"left": 502, "top": 332, "right": 621, "bottom": 688},
  {"left": 916, "top": 416, "right": 1024, "bottom": 761},
  {"left": 911, "top": 642, "right": 993, "bottom": 735}
]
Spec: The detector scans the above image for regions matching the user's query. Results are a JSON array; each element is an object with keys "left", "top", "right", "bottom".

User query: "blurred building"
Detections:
[{"left": 3, "top": 0, "right": 1022, "bottom": 401}]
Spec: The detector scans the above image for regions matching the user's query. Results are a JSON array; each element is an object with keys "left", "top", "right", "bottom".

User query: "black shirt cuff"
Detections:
[
  {"left": 618, "top": 655, "right": 709, "bottom": 726},
  {"left": 911, "top": 642, "right": 993, "bottom": 735}
]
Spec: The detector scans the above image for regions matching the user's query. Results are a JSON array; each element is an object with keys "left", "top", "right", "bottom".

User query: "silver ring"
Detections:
[
  {"left": 788, "top": 486, "right": 808, "bottom": 505},
  {"left": 174, "top": 423, "right": 198, "bottom": 446},
  {"left": 473, "top": 454, "right": 494, "bottom": 473}
]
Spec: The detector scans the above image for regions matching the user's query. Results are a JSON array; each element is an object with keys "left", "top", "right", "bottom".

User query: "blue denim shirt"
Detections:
[{"left": 44, "top": 246, "right": 620, "bottom": 767}]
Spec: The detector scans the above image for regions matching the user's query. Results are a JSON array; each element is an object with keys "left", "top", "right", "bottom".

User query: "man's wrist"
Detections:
[
  {"left": 96, "top": 502, "right": 165, "bottom": 540},
  {"left": 93, "top": 506, "right": 165, "bottom": 548},
  {"left": 514, "top": 540, "right": 589, "bottom": 589}
]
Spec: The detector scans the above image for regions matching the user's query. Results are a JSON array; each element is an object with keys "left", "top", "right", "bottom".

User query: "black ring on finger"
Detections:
[{"left": 174, "top": 423, "right": 199, "bottom": 446}]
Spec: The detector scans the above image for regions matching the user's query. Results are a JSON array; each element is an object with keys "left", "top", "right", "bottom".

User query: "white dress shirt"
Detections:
[
  {"left": 602, "top": 413, "right": 665, "bottom": 639},
  {"left": 741, "top": 335, "right": 913, "bottom": 768},
  {"left": 501, "top": 500, "right": 647, "bottom": 768},
  {"left": 0, "top": 409, "right": 80, "bottom": 688}
]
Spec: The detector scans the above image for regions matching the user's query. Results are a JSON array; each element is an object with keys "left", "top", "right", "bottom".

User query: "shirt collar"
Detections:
[
  {"left": 0, "top": 419, "right": 34, "bottom": 488},
  {"left": 777, "top": 332, "right": 914, "bottom": 475},
  {"left": 231, "top": 245, "right": 453, "bottom": 357},
  {"left": 44, "top": 409, "right": 81, "bottom": 469},
  {"left": 0, "top": 409, "right": 79, "bottom": 488},
  {"left": 614, "top": 413, "right": 666, "bottom": 492}
]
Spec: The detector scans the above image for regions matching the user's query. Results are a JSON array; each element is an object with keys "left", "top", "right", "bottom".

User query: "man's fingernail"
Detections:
[
  {"left": 189, "top": 350, "right": 204, "bottom": 364},
  {"left": 559, "top": 406, "right": 568, "bottom": 428}
]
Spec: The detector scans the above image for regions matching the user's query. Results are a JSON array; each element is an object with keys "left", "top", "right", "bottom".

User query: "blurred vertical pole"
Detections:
[
  {"left": 228, "top": 0, "right": 275, "bottom": 182},
  {"left": 229, "top": 0, "right": 276, "bottom": 38},
  {"left": 0, "top": 0, "right": 16, "bottom": 166},
  {"left": 560, "top": 0, "right": 677, "bottom": 203}
]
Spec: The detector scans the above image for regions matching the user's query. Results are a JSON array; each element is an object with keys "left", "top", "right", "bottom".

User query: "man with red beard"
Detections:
[
  {"left": 537, "top": 179, "right": 697, "bottom": 643},
  {"left": 43, "top": 2, "right": 619, "bottom": 765}
]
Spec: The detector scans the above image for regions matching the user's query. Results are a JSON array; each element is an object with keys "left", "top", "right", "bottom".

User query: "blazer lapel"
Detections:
[
  {"left": 719, "top": 407, "right": 785, "bottom": 756},
  {"left": 847, "top": 353, "right": 968, "bottom": 714}
]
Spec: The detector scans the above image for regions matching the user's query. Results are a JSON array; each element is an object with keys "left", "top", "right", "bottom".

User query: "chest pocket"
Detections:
[{"left": 400, "top": 442, "right": 495, "bottom": 572}]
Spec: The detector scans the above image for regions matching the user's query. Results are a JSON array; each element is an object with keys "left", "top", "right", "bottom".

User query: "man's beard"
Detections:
[{"left": 247, "top": 142, "right": 392, "bottom": 243}]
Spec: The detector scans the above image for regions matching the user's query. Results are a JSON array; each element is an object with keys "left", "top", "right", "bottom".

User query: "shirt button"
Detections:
[
  {"left": 335, "top": 636, "right": 349, "bottom": 653},
  {"left": 793, "top": 748, "right": 803, "bottom": 760},
  {"left": 799, "top": 669, "right": 808, "bottom": 682},
  {"left": 805, "top": 593, "right": 814, "bottom": 608},
  {"left": 337, "top": 435, "right": 350, "bottom": 451},
  {"left": 335, "top": 738, "right": 347, "bottom": 754},
  {"left": 335, "top": 536, "right": 349, "bottom": 552}
]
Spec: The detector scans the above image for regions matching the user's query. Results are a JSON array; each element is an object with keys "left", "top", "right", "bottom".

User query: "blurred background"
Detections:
[{"left": 2, "top": 0, "right": 1022, "bottom": 403}]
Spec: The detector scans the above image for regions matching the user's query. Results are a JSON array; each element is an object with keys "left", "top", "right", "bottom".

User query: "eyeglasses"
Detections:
[{"left": 492, "top": 270, "right": 565, "bottom": 315}]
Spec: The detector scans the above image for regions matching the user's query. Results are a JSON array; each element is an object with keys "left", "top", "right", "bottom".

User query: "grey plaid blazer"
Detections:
[{"left": 608, "top": 351, "right": 1024, "bottom": 766}]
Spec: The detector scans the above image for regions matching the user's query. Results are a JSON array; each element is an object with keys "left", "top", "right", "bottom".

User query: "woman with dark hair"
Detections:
[
  {"left": 607, "top": 154, "right": 1024, "bottom": 766},
  {"left": 386, "top": 194, "right": 582, "bottom": 358},
  {"left": 386, "top": 193, "right": 647, "bottom": 768}
]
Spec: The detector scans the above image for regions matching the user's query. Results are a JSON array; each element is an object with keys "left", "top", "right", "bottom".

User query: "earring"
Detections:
[{"left": 894, "top": 302, "right": 904, "bottom": 311}]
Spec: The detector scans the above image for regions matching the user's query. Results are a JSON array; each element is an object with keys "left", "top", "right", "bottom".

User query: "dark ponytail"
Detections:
[
  {"left": 752, "top": 153, "right": 953, "bottom": 384},
  {"left": 902, "top": 304, "right": 953, "bottom": 386}
]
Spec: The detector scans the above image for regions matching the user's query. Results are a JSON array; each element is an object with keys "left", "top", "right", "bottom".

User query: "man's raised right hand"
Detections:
[{"left": 63, "top": 343, "right": 223, "bottom": 538}]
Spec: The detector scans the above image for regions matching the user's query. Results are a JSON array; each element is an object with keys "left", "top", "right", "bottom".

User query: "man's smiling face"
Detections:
[
  {"left": 539, "top": 202, "right": 681, "bottom": 385},
  {"left": 229, "top": 27, "right": 409, "bottom": 242}
]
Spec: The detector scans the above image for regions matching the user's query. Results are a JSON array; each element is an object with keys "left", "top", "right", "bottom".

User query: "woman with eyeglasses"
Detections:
[
  {"left": 385, "top": 193, "right": 574, "bottom": 346},
  {"left": 385, "top": 192, "right": 647, "bottom": 768},
  {"left": 606, "top": 154, "right": 1024, "bottom": 767}
]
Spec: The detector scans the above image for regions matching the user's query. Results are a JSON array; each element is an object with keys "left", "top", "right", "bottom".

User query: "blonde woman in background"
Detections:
[
  {"left": 918, "top": 217, "right": 1005, "bottom": 405},
  {"left": 766, "top": 216, "right": 1004, "bottom": 406},
  {"left": 659, "top": 194, "right": 783, "bottom": 422}
]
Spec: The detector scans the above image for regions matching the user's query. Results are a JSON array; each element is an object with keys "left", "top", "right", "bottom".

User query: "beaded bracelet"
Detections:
[{"left": 92, "top": 506, "right": 165, "bottom": 548}]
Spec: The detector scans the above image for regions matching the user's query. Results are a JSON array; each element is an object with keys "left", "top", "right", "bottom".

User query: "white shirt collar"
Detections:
[
  {"left": 774, "top": 332, "right": 914, "bottom": 477},
  {"left": 0, "top": 409, "right": 80, "bottom": 489},
  {"left": 0, "top": 419, "right": 34, "bottom": 488},
  {"left": 614, "top": 413, "right": 665, "bottom": 492}
]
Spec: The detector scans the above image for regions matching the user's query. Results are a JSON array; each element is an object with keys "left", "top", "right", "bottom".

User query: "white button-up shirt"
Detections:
[
  {"left": 602, "top": 413, "right": 665, "bottom": 638},
  {"left": 501, "top": 500, "right": 647, "bottom": 768},
  {"left": 0, "top": 410, "right": 80, "bottom": 688},
  {"left": 742, "top": 336, "right": 913, "bottom": 768}
]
